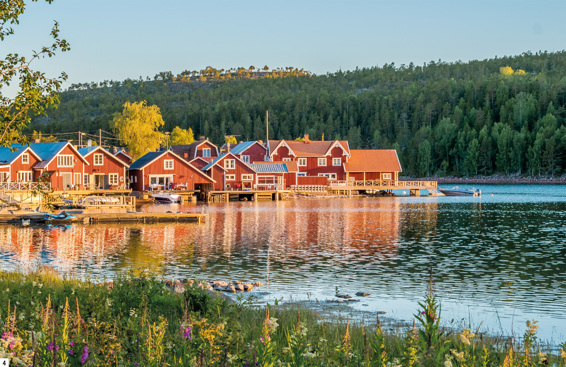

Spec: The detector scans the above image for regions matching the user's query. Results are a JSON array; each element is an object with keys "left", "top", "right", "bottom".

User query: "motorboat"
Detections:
[
  {"left": 439, "top": 187, "right": 481, "bottom": 196},
  {"left": 151, "top": 193, "right": 183, "bottom": 204}
]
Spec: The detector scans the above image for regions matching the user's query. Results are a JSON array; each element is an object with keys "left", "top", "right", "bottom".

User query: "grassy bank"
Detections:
[{"left": 0, "top": 269, "right": 563, "bottom": 366}]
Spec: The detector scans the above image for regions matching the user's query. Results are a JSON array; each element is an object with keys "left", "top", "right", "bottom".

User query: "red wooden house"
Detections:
[
  {"left": 344, "top": 150, "right": 402, "bottom": 182},
  {"left": 0, "top": 144, "right": 43, "bottom": 185},
  {"left": 226, "top": 141, "right": 268, "bottom": 163},
  {"left": 171, "top": 139, "right": 219, "bottom": 162},
  {"left": 31, "top": 142, "right": 89, "bottom": 191},
  {"left": 202, "top": 152, "right": 255, "bottom": 190},
  {"left": 128, "top": 150, "right": 215, "bottom": 191},
  {"left": 79, "top": 146, "right": 130, "bottom": 189},
  {"left": 268, "top": 135, "right": 350, "bottom": 180},
  {"left": 114, "top": 149, "right": 132, "bottom": 165}
]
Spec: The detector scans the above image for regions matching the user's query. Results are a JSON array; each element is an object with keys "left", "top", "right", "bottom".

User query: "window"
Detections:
[
  {"left": 22, "top": 153, "right": 29, "bottom": 164},
  {"left": 297, "top": 158, "right": 307, "bottom": 166},
  {"left": 94, "top": 154, "right": 103, "bottom": 165},
  {"left": 164, "top": 159, "right": 174, "bottom": 170},
  {"left": 57, "top": 155, "right": 74, "bottom": 167},
  {"left": 382, "top": 173, "right": 392, "bottom": 180},
  {"left": 241, "top": 155, "right": 250, "bottom": 163},
  {"left": 297, "top": 172, "right": 306, "bottom": 177},
  {"left": 333, "top": 158, "right": 341, "bottom": 166},
  {"left": 319, "top": 173, "right": 337, "bottom": 180},
  {"left": 282, "top": 158, "right": 291, "bottom": 162},
  {"left": 224, "top": 159, "right": 235, "bottom": 169},
  {"left": 109, "top": 173, "right": 119, "bottom": 185},
  {"left": 74, "top": 173, "right": 81, "bottom": 186},
  {"left": 242, "top": 174, "right": 253, "bottom": 181},
  {"left": 17, "top": 171, "right": 32, "bottom": 182},
  {"left": 0, "top": 172, "right": 8, "bottom": 182},
  {"left": 84, "top": 174, "right": 90, "bottom": 185},
  {"left": 318, "top": 158, "right": 327, "bottom": 166},
  {"left": 202, "top": 148, "right": 211, "bottom": 157},
  {"left": 226, "top": 174, "right": 235, "bottom": 181}
]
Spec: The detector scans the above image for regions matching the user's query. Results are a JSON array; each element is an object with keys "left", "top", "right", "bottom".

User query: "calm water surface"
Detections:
[{"left": 1, "top": 184, "right": 566, "bottom": 340}]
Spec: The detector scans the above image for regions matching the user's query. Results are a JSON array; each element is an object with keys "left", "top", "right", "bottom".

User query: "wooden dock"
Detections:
[
  {"left": 328, "top": 180, "right": 438, "bottom": 196},
  {"left": 0, "top": 212, "right": 207, "bottom": 225},
  {"left": 206, "top": 190, "right": 291, "bottom": 202}
]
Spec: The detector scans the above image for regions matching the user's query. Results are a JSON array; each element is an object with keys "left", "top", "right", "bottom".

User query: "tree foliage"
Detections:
[
  {"left": 170, "top": 126, "right": 195, "bottom": 145},
  {"left": 32, "top": 51, "right": 566, "bottom": 177},
  {"left": 0, "top": 0, "right": 70, "bottom": 147},
  {"left": 111, "top": 101, "right": 164, "bottom": 160}
]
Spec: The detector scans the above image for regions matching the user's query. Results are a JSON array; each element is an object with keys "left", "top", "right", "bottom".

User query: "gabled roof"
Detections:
[
  {"left": 171, "top": 139, "right": 219, "bottom": 160},
  {"left": 249, "top": 162, "right": 288, "bottom": 173},
  {"left": 344, "top": 150, "right": 402, "bottom": 173},
  {"left": 0, "top": 144, "right": 41, "bottom": 165},
  {"left": 202, "top": 152, "right": 255, "bottom": 172},
  {"left": 269, "top": 139, "right": 350, "bottom": 158},
  {"left": 229, "top": 141, "right": 267, "bottom": 156},
  {"left": 78, "top": 146, "right": 130, "bottom": 168},
  {"left": 31, "top": 142, "right": 89, "bottom": 169},
  {"left": 115, "top": 149, "right": 132, "bottom": 159},
  {"left": 284, "top": 161, "right": 298, "bottom": 172},
  {"left": 129, "top": 150, "right": 216, "bottom": 182}
]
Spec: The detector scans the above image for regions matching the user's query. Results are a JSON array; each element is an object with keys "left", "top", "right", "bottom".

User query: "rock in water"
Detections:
[
  {"left": 336, "top": 294, "right": 352, "bottom": 299},
  {"left": 355, "top": 292, "right": 371, "bottom": 297}
]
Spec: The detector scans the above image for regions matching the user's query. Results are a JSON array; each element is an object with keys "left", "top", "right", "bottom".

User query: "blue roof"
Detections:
[
  {"left": 250, "top": 163, "right": 288, "bottom": 173},
  {"left": 202, "top": 153, "right": 228, "bottom": 171},
  {"left": 78, "top": 146, "right": 99, "bottom": 156},
  {"left": 30, "top": 142, "right": 68, "bottom": 161},
  {"left": 0, "top": 144, "right": 30, "bottom": 164},
  {"left": 229, "top": 141, "right": 258, "bottom": 155},
  {"left": 129, "top": 151, "right": 165, "bottom": 170}
]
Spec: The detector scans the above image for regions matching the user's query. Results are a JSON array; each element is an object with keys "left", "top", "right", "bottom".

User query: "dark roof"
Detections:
[{"left": 129, "top": 151, "right": 165, "bottom": 170}]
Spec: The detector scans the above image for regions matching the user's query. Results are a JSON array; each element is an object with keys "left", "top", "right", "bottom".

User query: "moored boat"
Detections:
[
  {"left": 439, "top": 187, "right": 481, "bottom": 196},
  {"left": 151, "top": 193, "right": 183, "bottom": 203}
]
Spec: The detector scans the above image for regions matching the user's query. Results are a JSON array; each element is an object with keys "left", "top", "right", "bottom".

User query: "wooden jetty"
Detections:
[
  {"left": 327, "top": 180, "right": 438, "bottom": 196},
  {"left": 0, "top": 212, "right": 206, "bottom": 225},
  {"left": 206, "top": 190, "right": 291, "bottom": 202}
]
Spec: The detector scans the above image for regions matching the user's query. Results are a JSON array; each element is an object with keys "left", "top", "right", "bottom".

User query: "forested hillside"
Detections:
[{"left": 32, "top": 52, "right": 566, "bottom": 177}]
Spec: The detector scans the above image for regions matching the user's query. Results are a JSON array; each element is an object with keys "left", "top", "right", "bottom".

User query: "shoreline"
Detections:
[{"left": 403, "top": 176, "right": 566, "bottom": 185}]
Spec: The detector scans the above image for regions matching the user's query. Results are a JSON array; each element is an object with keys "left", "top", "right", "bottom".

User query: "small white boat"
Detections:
[
  {"left": 439, "top": 187, "right": 481, "bottom": 196},
  {"left": 152, "top": 193, "right": 183, "bottom": 204}
]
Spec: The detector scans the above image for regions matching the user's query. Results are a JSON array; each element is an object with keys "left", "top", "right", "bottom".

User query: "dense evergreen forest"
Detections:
[{"left": 31, "top": 52, "right": 566, "bottom": 177}]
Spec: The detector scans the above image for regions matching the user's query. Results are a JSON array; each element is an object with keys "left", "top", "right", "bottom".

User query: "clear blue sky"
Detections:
[{"left": 3, "top": 0, "right": 566, "bottom": 91}]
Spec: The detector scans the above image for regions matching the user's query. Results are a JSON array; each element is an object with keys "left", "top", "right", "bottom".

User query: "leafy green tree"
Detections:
[
  {"left": 170, "top": 126, "right": 195, "bottom": 145},
  {"left": 417, "top": 139, "right": 432, "bottom": 176},
  {"left": 464, "top": 139, "right": 479, "bottom": 176},
  {"left": 111, "top": 101, "right": 165, "bottom": 160},
  {"left": 0, "top": 0, "right": 70, "bottom": 146}
]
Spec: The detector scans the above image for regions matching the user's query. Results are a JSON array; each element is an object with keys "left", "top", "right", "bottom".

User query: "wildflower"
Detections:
[
  {"left": 47, "top": 342, "right": 54, "bottom": 351},
  {"left": 39, "top": 283, "right": 43, "bottom": 288},
  {"left": 69, "top": 341, "right": 74, "bottom": 346},
  {"left": 5, "top": 288, "right": 8, "bottom": 292},
  {"left": 80, "top": 346, "right": 89, "bottom": 364},
  {"left": 1, "top": 333, "right": 6, "bottom": 340},
  {"left": 181, "top": 326, "right": 192, "bottom": 341},
  {"left": 68, "top": 349, "right": 74, "bottom": 355},
  {"left": 8, "top": 341, "right": 14, "bottom": 350},
  {"left": 444, "top": 360, "right": 453, "bottom": 367}
]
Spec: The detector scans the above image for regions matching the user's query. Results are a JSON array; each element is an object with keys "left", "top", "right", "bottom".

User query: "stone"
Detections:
[
  {"left": 174, "top": 284, "right": 185, "bottom": 294},
  {"left": 355, "top": 292, "right": 371, "bottom": 297},
  {"left": 253, "top": 282, "right": 265, "bottom": 287},
  {"left": 234, "top": 283, "right": 245, "bottom": 292},
  {"left": 243, "top": 283, "right": 254, "bottom": 291},
  {"left": 336, "top": 294, "right": 352, "bottom": 299},
  {"left": 212, "top": 280, "right": 229, "bottom": 288},
  {"left": 165, "top": 279, "right": 173, "bottom": 287}
]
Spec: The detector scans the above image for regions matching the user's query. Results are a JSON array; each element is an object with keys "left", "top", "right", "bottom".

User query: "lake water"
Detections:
[{"left": 1, "top": 184, "right": 566, "bottom": 341}]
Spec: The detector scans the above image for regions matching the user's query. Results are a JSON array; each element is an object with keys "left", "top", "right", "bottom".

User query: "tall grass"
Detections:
[{"left": 0, "top": 268, "right": 562, "bottom": 366}]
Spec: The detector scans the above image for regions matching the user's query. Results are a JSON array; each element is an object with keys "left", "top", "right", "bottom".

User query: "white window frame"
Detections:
[
  {"left": 57, "top": 155, "right": 74, "bottom": 167},
  {"left": 332, "top": 158, "right": 341, "bottom": 166},
  {"left": 319, "top": 173, "right": 337, "bottom": 180},
  {"left": 0, "top": 172, "right": 8, "bottom": 182},
  {"left": 74, "top": 173, "right": 81, "bottom": 186},
  {"left": 382, "top": 173, "right": 392, "bottom": 180},
  {"left": 202, "top": 148, "right": 211, "bottom": 157},
  {"left": 17, "top": 171, "right": 32, "bottom": 182},
  {"left": 109, "top": 173, "right": 119, "bottom": 185},
  {"left": 22, "top": 153, "right": 29, "bottom": 165},
  {"left": 241, "top": 155, "right": 250, "bottom": 163},
  {"left": 224, "top": 159, "right": 235, "bottom": 169},
  {"left": 282, "top": 158, "right": 291, "bottom": 162},
  {"left": 164, "top": 159, "right": 174, "bottom": 170},
  {"left": 84, "top": 174, "right": 90, "bottom": 186},
  {"left": 93, "top": 153, "right": 104, "bottom": 166},
  {"left": 297, "top": 158, "right": 307, "bottom": 166},
  {"left": 297, "top": 172, "right": 306, "bottom": 177},
  {"left": 226, "top": 174, "right": 235, "bottom": 181},
  {"left": 318, "top": 158, "right": 327, "bottom": 166},
  {"left": 242, "top": 174, "right": 253, "bottom": 181}
]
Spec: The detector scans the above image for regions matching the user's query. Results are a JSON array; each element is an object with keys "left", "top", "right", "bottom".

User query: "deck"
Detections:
[
  {"left": 0, "top": 212, "right": 206, "bottom": 224},
  {"left": 328, "top": 180, "right": 438, "bottom": 195}
]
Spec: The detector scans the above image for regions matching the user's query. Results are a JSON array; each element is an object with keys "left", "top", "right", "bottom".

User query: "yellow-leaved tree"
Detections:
[
  {"left": 500, "top": 66, "right": 514, "bottom": 76},
  {"left": 111, "top": 101, "right": 165, "bottom": 160},
  {"left": 224, "top": 135, "right": 238, "bottom": 145},
  {"left": 170, "top": 126, "right": 195, "bottom": 145}
]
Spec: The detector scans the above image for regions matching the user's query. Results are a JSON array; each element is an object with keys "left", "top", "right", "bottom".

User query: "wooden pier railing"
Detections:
[
  {"left": 329, "top": 180, "right": 438, "bottom": 190},
  {"left": 0, "top": 182, "right": 51, "bottom": 191}
]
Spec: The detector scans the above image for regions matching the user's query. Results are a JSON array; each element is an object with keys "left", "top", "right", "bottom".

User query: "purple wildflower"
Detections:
[
  {"left": 1, "top": 332, "right": 6, "bottom": 340},
  {"left": 80, "top": 346, "right": 89, "bottom": 364},
  {"left": 9, "top": 341, "right": 14, "bottom": 350},
  {"left": 68, "top": 349, "right": 74, "bottom": 355},
  {"left": 182, "top": 326, "right": 192, "bottom": 341},
  {"left": 69, "top": 341, "right": 74, "bottom": 346},
  {"left": 47, "top": 342, "right": 54, "bottom": 351}
]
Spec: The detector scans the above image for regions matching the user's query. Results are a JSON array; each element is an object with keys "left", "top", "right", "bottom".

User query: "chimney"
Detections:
[
  {"left": 227, "top": 143, "right": 231, "bottom": 152},
  {"left": 34, "top": 139, "right": 40, "bottom": 143},
  {"left": 304, "top": 134, "right": 309, "bottom": 143}
]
